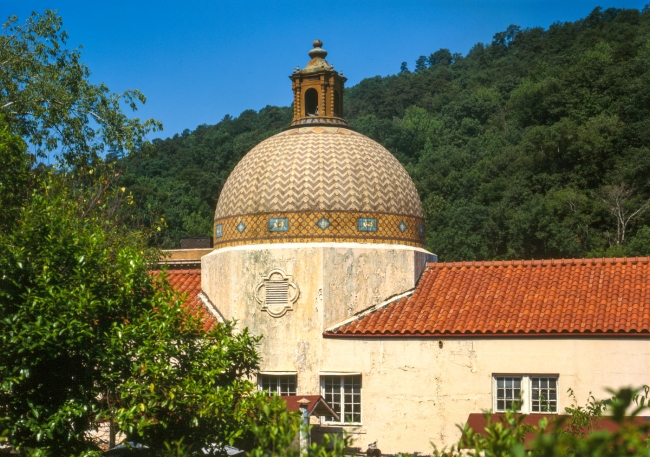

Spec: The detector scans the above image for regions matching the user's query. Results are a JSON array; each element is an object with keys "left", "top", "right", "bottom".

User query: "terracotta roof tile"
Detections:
[
  {"left": 328, "top": 257, "right": 650, "bottom": 337},
  {"left": 151, "top": 269, "right": 217, "bottom": 332}
]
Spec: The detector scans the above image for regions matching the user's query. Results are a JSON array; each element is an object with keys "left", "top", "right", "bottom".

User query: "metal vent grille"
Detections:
[{"left": 265, "top": 280, "right": 289, "bottom": 306}]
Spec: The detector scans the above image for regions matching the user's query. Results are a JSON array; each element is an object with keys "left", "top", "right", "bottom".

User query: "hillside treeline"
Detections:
[{"left": 120, "top": 6, "right": 650, "bottom": 261}]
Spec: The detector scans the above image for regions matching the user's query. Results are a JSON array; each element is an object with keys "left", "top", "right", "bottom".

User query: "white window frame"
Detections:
[
  {"left": 492, "top": 374, "right": 559, "bottom": 414},
  {"left": 258, "top": 372, "right": 297, "bottom": 396},
  {"left": 320, "top": 373, "right": 362, "bottom": 425}
]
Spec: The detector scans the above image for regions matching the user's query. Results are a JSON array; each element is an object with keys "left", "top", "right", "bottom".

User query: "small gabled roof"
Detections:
[
  {"left": 280, "top": 395, "right": 339, "bottom": 420},
  {"left": 326, "top": 257, "right": 650, "bottom": 337}
]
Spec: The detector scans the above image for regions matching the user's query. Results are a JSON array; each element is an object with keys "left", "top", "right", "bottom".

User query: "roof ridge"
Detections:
[
  {"left": 324, "top": 288, "right": 415, "bottom": 333},
  {"left": 426, "top": 256, "right": 650, "bottom": 269}
]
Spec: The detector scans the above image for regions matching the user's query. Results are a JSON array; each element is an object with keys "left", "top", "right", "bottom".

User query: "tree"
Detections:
[
  {"left": 399, "top": 61, "right": 410, "bottom": 74},
  {"left": 0, "top": 12, "right": 282, "bottom": 455},
  {"left": 0, "top": 143, "right": 277, "bottom": 456},
  {"left": 597, "top": 185, "right": 650, "bottom": 247},
  {"left": 0, "top": 10, "right": 162, "bottom": 164},
  {"left": 0, "top": 115, "right": 30, "bottom": 232},
  {"left": 427, "top": 48, "right": 452, "bottom": 66},
  {"left": 414, "top": 55, "right": 427, "bottom": 72}
]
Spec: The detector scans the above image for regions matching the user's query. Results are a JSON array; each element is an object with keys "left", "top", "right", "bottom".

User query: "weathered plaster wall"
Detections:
[
  {"left": 201, "top": 242, "right": 432, "bottom": 361},
  {"left": 201, "top": 244, "right": 649, "bottom": 455},
  {"left": 317, "top": 337, "right": 650, "bottom": 454}
]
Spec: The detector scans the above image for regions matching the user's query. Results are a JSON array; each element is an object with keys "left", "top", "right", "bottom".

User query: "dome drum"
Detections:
[{"left": 213, "top": 210, "right": 425, "bottom": 248}]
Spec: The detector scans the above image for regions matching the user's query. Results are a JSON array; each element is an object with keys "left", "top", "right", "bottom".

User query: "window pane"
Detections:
[
  {"left": 494, "top": 377, "right": 522, "bottom": 412},
  {"left": 278, "top": 375, "right": 297, "bottom": 396},
  {"left": 259, "top": 374, "right": 297, "bottom": 396},
  {"left": 530, "top": 377, "right": 558, "bottom": 414},
  {"left": 322, "top": 375, "right": 361, "bottom": 424}
]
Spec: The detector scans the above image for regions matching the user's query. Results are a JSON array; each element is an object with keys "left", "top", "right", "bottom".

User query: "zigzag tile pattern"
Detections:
[
  {"left": 329, "top": 257, "right": 650, "bottom": 336},
  {"left": 215, "top": 126, "right": 423, "bottom": 219}
]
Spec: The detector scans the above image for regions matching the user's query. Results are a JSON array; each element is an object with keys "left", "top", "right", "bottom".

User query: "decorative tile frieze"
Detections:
[{"left": 213, "top": 210, "right": 425, "bottom": 248}]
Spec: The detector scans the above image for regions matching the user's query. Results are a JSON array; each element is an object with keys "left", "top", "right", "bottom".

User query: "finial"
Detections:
[{"left": 308, "top": 39, "right": 328, "bottom": 60}]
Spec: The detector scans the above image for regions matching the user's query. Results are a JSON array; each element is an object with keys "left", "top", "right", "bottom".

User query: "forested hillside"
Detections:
[{"left": 120, "top": 6, "right": 650, "bottom": 261}]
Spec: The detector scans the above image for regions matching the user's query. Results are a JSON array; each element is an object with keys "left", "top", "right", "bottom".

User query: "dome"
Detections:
[{"left": 213, "top": 125, "right": 425, "bottom": 248}]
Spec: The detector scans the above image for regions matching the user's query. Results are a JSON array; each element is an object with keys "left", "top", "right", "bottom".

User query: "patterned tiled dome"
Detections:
[{"left": 213, "top": 125, "right": 425, "bottom": 248}]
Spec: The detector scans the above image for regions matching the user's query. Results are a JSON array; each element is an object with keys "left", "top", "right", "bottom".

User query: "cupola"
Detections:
[{"left": 289, "top": 40, "right": 348, "bottom": 127}]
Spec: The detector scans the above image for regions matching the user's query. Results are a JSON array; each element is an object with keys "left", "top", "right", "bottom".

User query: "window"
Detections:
[
  {"left": 321, "top": 375, "right": 361, "bottom": 424},
  {"left": 493, "top": 375, "right": 558, "bottom": 414},
  {"left": 258, "top": 374, "right": 296, "bottom": 396},
  {"left": 494, "top": 376, "right": 522, "bottom": 412},
  {"left": 531, "top": 377, "right": 558, "bottom": 413},
  {"left": 305, "top": 88, "right": 318, "bottom": 116}
]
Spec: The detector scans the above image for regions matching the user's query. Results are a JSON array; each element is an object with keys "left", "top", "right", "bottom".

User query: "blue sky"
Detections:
[{"left": 3, "top": 1, "right": 648, "bottom": 139}]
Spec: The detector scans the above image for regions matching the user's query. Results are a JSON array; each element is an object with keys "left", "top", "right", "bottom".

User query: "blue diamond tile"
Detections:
[
  {"left": 418, "top": 223, "right": 425, "bottom": 237},
  {"left": 237, "top": 221, "right": 246, "bottom": 233},
  {"left": 398, "top": 221, "right": 407, "bottom": 233},
  {"left": 215, "top": 224, "right": 223, "bottom": 238},
  {"left": 317, "top": 217, "right": 330, "bottom": 230}
]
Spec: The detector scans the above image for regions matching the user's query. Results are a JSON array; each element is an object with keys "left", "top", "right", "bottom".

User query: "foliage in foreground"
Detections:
[
  {"left": 0, "top": 161, "right": 268, "bottom": 455},
  {"left": 439, "top": 386, "right": 650, "bottom": 457},
  {"left": 0, "top": 11, "right": 304, "bottom": 456},
  {"left": 0, "top": 113, "right": 288, "bottom": 457}
]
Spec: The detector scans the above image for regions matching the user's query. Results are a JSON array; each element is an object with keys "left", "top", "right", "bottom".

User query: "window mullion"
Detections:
[{"left": 522, "top": 375, "right": 529, "bottom": 415}]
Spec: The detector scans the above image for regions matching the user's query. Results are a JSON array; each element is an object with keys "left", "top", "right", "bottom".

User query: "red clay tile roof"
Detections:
[
  {"left": 327, "top": 257, "right": 650, "bottom": 337},
  {"left": 152, "top": 269, "right": 217, "bottom": 332}
]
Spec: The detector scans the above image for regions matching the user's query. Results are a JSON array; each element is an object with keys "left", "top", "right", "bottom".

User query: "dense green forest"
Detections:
[{"left": 119, "top": 6, "right": 650, "bottom": 261}]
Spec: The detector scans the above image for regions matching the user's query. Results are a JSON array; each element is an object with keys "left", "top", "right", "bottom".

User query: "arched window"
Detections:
[
  {"left": 305, "top": 88, "right": 318, "bottom": 116},
  {"left": 334, "top": 90, "right": 341, "bottom": 117}
]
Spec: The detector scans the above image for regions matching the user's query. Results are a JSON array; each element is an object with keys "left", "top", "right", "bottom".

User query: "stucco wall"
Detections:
[
  {"left": 314, "top": 337, "right": 650, "bottom": 454},
  {"left": 201, "top": 242, "right": 431, "bottom": 339},
  {"left": 201, "top": 244, "right": 649, "bottom": 454}
]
